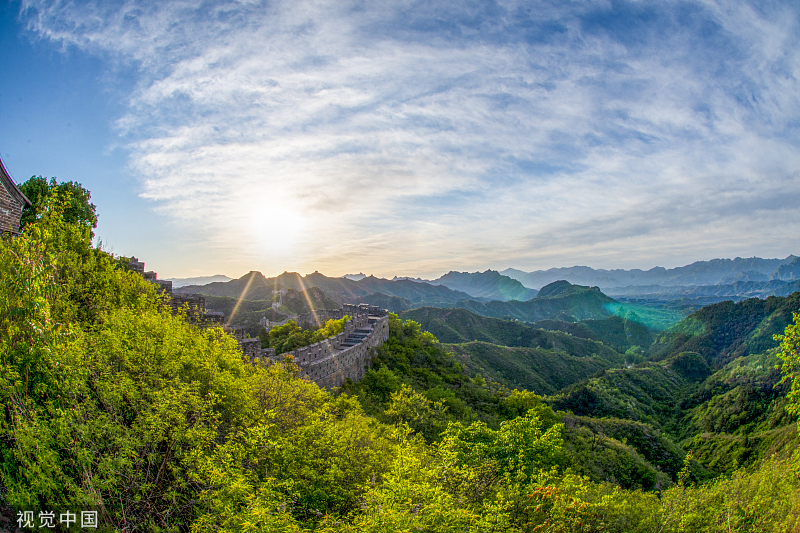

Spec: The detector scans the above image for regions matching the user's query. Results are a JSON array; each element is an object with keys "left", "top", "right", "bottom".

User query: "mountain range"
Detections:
[
  {"left": 178, "top": 270, "right": 478, "bottom": 307},
  {"left": 501, "top": 255, "right": 798, "bottom": 290},
  {"left": 172, "top": 255, "right": 800, "bottom": 336},
  {"left": 166, "top": 274, "right": 233, "bottom": 288}
]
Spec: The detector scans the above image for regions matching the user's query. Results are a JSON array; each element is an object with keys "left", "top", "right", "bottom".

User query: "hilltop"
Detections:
[{"left": 426, "top": 269, "right": 537, "bottom": 301}]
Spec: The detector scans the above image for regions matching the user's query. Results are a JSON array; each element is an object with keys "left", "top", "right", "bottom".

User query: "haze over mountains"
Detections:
[
  {"left": 398, "top": 255, "right": 800, "bottom": 307},
  {"left": 398, "top": 270, "right": 537, "bottom": 302},
  {"left": 167, "top": 274, "right": 233, "bottom": 288},
  {"left": 502, "top": 255, "right": 799, "bottom": 290}
]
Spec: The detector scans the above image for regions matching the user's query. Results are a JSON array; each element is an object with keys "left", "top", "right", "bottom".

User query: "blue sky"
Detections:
[{"left": 1, "top": 0, "right": 799, "bottom": 279}]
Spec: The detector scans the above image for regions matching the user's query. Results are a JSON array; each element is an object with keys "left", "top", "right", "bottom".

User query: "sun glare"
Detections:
[{"left": 248, "top": 203, "right": 307, "bottom": 259}]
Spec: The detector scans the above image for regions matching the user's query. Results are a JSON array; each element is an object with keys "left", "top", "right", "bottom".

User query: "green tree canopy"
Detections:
[
  {"left": 18, "top": 175, "right": 97, "bottom": 234},
  {"left": 775, "top": 308, "right": 800, "bottom": 423}
]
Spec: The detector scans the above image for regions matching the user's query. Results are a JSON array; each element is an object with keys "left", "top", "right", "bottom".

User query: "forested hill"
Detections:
[
  {"left": 397, "top": 287, "right": 800, "bottom": 486},
  {"left": 649, "top": 292, "right": 800, "bottom": 366},
  {"left": 400, "top": 306, "right": 653, "bottom": 353}
]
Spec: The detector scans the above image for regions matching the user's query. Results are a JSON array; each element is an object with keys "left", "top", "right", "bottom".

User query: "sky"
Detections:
[{"left": 1, "top": 0, "right": 799, "bottom": 280}]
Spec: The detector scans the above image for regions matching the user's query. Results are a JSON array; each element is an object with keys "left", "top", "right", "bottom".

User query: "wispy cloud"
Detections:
[{"left": 20, "top": 0, "right": 800, "bottom": 276}]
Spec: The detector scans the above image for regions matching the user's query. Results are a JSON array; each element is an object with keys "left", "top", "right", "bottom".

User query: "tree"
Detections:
[
  {"left": 775, "top": 309, "right": 800, "bottom": 423},
  {"left": 18, "top": 176, "right": 97, "bottom": 234}
]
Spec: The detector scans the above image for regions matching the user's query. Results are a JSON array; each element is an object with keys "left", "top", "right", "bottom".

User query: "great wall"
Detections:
[
  {"left": 260, "top": 304, "right": 389, "bottom": 388},
  {"left": 127, "top": 257, "right": 389, "bottom": 389}
]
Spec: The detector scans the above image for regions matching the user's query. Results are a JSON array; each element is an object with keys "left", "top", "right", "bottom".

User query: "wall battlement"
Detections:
[{"left": 260, "top": 306, "right": 389, "bottom": 388}]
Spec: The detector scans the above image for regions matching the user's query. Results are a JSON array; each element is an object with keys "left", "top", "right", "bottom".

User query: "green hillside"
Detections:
[
  {"left": 546, "top": 347, "right": 799, "bottom": 477},
  {"left": 678, "top": 350, "right": 800, "bottom": 475},
  {"left": 546, "top": 354, "right": 700, "bottom": 433},
  {"left": 649, "top": 292, "right": 800, "bottom": 366},
  {"left": 533, "top": 315, "right": 655, "bottom": 353},
  {"left": 400, "top": 307, "right": 635, "bottom": 349},
  {"left": 446, "top": 341, "right": 624, "bottom": 395},
  {"left": 561, "top": 415, "right": 686, "bottom": 490},
  {"left": 349, "top": 314, "right": 679, "bottom": 491}
]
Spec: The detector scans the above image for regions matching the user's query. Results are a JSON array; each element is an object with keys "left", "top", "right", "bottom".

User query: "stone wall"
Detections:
[
  {"left": 239, "top": 338, "right": 262, "bottom": 363},
  {"left": 294, "top": 308, "right": 372, "bottom": 330},
  {"left": 169, "top": 292, "right": 207, "bottom": 323},
  {"left": 281, "top": 312, "right": 390, "bottom": 388},
  {"left": 0, "top": 182, "right": 24, "bottom": 235},
  {"left": 0, "top": 159, "right": 29, "bottom": 235}
]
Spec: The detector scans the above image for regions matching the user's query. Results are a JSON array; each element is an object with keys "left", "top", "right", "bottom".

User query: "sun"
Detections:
[{"left": 247, "top": 202, "right": 307, "bottom": 259}]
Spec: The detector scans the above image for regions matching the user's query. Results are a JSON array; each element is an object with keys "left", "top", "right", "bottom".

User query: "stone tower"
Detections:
[{"left": 0, "top": 156, "right": 31, "bottom": 235}]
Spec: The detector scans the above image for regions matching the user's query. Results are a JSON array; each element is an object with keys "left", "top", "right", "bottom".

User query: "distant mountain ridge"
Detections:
[
  {"left": 502, "top": 255, "right": 798, "bottom": 290},
  {"left": 605, "top": 279, "right": 800, "bottom": 302},
  {"left": 176, "top": 270, "right": 478, "bottom": 308},
  {"left": 428, "top": 270, "right": 537, "bottom": 301},
  {"left": 167, "top": 274, "right": 233, "bottom": 288}
]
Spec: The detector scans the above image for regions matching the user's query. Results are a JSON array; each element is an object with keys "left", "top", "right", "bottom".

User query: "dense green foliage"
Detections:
[
  {"left": 260, "top": 316, "right": 352, "bottom": 354},
  {"left": 344, "top": 314, "right": 560, "bottom": 437},
  {"left": 446, "top": 342, "right": 623, "bottom": 396},
  {"left": 532, "top": 315, "right": 655, "bottom": 353},
  {"left": 561, "top": 415, "right": 685, "bottom": 490},
  {"left": 17, "top": 175, "right": 97, "bottom": 233},
  {"left": 650, "top": 294, "right": 800, "bottom": 366},
  {"left": 402, "top": 307, "right": 641, "bottom": 355},
  {"left": 546, "top": 319, "right": 800, "bottom": 478},
  {"left": 776, "top": 308, "right": 800, "bottom": 423},
  {"left": 547, "top": 357, "right": 694, "bottom": 431}
]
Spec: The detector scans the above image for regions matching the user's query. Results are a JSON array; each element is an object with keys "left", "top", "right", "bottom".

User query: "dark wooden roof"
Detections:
[{"left": 0, "top": 156, "right": 32, "bottom": 207}]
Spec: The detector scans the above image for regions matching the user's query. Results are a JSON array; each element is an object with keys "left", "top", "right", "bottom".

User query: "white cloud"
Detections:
[{"left": 19, "top": 0, "right": 800, "bottom": 277}]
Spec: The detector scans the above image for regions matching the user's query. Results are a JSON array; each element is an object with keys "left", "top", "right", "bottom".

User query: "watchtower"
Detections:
[{"left": 0, "top": 156, "right": 31, "bottom": 235}]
